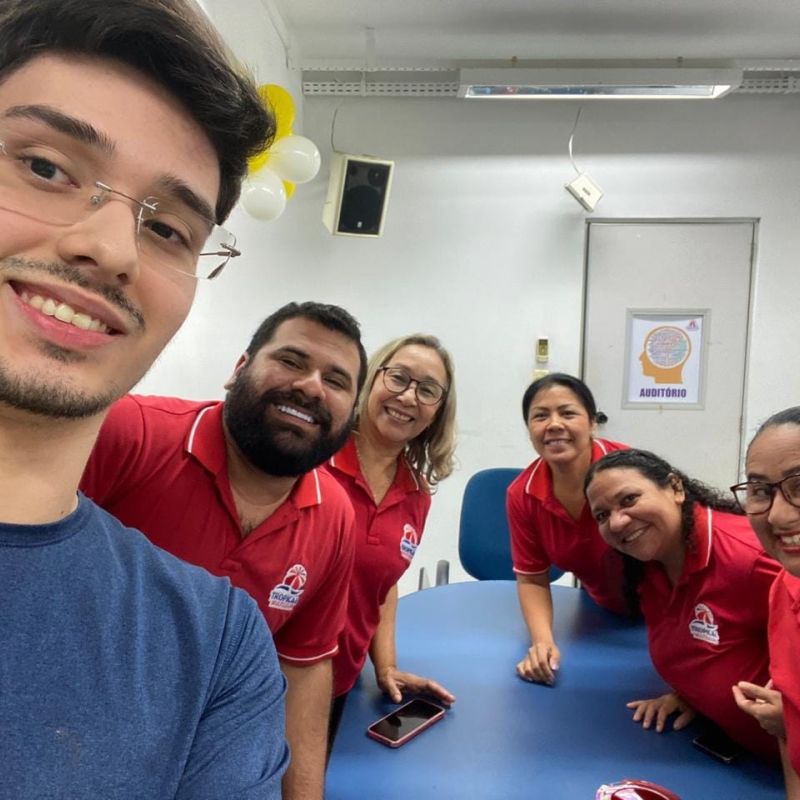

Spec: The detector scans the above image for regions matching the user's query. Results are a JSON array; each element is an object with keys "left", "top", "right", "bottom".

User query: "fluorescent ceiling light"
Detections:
[{"left": 459, "top": 67, "right": 742, "bottom": 100}]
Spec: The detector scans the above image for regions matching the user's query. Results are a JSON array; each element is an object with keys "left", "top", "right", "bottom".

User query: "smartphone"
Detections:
[
  {"left": 366, "top": 698, "right": 445, "bottom": 748},
  {"left": 692, "top": 729, "right": 744, "bottom": 764}
]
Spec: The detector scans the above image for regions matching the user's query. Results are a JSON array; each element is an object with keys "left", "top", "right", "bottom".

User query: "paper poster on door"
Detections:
[{"left": 626, "top": 312, "right": 706, "bottom": 406}]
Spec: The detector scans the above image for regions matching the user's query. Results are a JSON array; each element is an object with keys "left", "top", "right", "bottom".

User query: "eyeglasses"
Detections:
[
  {"left": 379, "top": 367, "right": 446, "bottom": 405},
  {"left": 0, "top": 125, "right": 239, "bottom": 280},
  {"left": 730, "top": 473, "right": 800, "bottom": 515}
]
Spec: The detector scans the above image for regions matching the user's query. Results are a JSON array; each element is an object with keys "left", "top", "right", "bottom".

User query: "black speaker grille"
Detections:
[{"left": 337, "top": 160, "right": 391, "bottom": 235}]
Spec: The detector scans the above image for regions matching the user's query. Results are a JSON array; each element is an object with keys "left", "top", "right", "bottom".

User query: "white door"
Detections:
[{"left": 582, "top": 220, "right": 755, "bottom": 490}]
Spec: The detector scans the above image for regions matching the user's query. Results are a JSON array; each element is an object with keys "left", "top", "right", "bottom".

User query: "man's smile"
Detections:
[
  {"left": 275, "top": 403, "right": 318, "bottom": 426},
  {"left": 19, "top": 287, "right": 113, "bottom": 333}
]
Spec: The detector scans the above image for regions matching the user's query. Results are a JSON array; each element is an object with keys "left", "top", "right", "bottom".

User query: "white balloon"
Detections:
[
  {"left": 268, "top": 135, "right": 321, "bottom": 184},
  {"left": 241, "top": 170, "right": 286, "bottom": 221}
]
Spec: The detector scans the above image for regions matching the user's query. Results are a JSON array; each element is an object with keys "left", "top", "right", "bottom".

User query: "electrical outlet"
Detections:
[{"left": 565, "top": 173, "right": 603, "bottom": 211}]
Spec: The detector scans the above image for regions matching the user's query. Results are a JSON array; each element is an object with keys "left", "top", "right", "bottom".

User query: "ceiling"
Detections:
[{"left": 265, "top": 0, "right": 800, "bottom": 67}]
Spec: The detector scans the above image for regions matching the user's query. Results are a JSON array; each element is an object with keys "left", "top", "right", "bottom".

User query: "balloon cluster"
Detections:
[{"left": 241, "top": 85, "right": 322, "bottom": 221}]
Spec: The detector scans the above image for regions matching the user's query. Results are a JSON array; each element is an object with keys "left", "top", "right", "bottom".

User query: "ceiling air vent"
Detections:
[
  {"left": 303, "top": 79, "right": 459, "bottom": 97},
  {"left": 738, "top": 71, "right": 800, "bottom": 94}
]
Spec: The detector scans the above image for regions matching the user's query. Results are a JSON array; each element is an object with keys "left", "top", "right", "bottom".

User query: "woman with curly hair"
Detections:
[{"left": 584, "top": 448, "right": 779, "bottom": 761}]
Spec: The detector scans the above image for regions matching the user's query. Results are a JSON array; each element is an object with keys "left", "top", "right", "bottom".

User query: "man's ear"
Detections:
[{"left": 223, "top": 353, "right": 250, "bottom": 391}]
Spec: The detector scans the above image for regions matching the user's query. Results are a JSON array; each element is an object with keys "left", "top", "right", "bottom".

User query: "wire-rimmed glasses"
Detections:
[{"left": 0, "top": 124, "right": 239, "bottom": 280}]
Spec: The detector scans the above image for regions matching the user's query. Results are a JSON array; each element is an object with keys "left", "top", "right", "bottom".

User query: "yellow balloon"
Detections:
[
  {"left": 260, "top": 84, "right": 295, "bottom": 141},
  {"left": 284, "top": 181, "right": 295, "bottom": 199},
  {"left": 248, "top": 85, "right": 298, "bottom": 177},
  {"left": 247, "top": 149, "right": 270, "bottom": 175}
]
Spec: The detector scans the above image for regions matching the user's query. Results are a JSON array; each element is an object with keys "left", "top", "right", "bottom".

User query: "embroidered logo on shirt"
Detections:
[
  {"left": 689, "top": 603, "right": 720, "bottom": 645},
  {"left": 268, "top": 564, "right": 307, "bottom": 612},
  {"left": 400, "top": 524, "right": 419, "bottom": 563}
]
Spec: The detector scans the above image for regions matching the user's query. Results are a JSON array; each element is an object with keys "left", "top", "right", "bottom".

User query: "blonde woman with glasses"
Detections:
[{"left": 326, "top": 334, "right": 458, "bottom": 740}]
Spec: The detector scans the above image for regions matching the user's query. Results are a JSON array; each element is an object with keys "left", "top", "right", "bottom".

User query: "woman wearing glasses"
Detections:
[
  {"left": 326, "top": 334, "right": 458, "bottom": 732},
  {"left": 508, "top": 373, "right": 628, "bottom": 686},
  {"left": 584, "top": 448, "right": 779, "bottom": 761},
  {"left": 733, "top": 408, "right": 800, "bottom": 794}
]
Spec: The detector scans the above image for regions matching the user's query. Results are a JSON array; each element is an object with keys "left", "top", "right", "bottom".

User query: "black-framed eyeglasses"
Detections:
[
  {"left": 378, "top": 367, "right": 447, "bottom": 405},
  {"left": 730, "top": 473, "right": 800, "bottom": 515}
]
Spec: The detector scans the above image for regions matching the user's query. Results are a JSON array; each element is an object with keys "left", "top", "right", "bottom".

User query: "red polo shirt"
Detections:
[
  {"left": 325, "top": 435, "right": 431, "bottom": 696},
  {"left": 507, "top": 438, "right": 628, "bottom": 613},
  {"left": 640, "top": 505, "right": 779, "bottom": 761},
  {"left": 769, "top": 570, "right": 800, "bottom": 772},
  {"left": 80, "top": 395, "right": 355, "bottom": 665}
]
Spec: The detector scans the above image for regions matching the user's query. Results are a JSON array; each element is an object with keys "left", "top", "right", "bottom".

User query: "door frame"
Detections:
[{"left": 579, "top": 217, "right": 759, "bottom": 474}]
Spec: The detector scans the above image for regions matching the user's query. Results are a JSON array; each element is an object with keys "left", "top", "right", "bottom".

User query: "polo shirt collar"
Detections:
[
  {"left": 291, "top": 469, "right": 324, "bottom": 508},
  {"left": 680, "top": 504, "right": 713, "bottom": 577},
  {"left": 329, "top": 434, "right": 421, "bottom": 494},
  {"left": 184, "top": 400, "right": 323, "bottom": 509},
  {"left": 328, "top": 434, "right": 360, "bottom": 476},
  {"left": 184, "top": 401, "right": 226, "bottom": 473},
  {"left": 781, "top": 570, "right": 800, "bottom": 614},
  {"left": 525, "top": 438, "right": 612, "bottom": 501}
]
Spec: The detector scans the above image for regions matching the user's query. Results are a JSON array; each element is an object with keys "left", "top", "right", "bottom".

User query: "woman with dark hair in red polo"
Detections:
[
  {"left": 585, "top": 448, "right": 779, "bottom": 762},
  {"left": 733, "top": 408, "right": 800, "bottom": 791},
  {"left": 508, "top": 373, "right": 628, "bottom": 685}
]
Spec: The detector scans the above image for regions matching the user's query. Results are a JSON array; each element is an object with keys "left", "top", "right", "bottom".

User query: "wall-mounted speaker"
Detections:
[{"left": 322, "top": 152, "right": 394, "bottom": 238}]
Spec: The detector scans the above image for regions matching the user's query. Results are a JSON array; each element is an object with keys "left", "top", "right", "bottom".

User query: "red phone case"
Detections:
[{"left": 366, "top": 699, "right": 445, "bottom": 748}]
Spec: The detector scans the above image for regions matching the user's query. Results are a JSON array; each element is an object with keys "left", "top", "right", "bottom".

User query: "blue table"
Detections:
[{"left": 327, "top": 581, "right": 782, "bottom": 799}]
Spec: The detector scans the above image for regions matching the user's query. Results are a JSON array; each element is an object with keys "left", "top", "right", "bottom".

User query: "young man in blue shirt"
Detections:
[{"left": 0, "top": 1, "right": 288, "bottom": 796}]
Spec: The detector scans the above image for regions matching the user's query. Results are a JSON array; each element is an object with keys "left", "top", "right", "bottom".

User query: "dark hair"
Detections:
[
  {"left": 245, "top": 302, "right": 368, "bottom": 393},
  {"left": 0, "top": 0, "right": 273, "bottom": 222},
  {"left": 748, "top": 406, "right": 800, "bottom": 456},
  {"left": 584, "top": 448, "right": 741, "bottom": 616},
  {"left": 521, "top": 373, "right": 597, "bottom": 422}
]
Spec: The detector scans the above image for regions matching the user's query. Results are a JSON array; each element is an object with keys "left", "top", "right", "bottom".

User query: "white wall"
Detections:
[
  {"left": 138, "top": 6, "right": 800, "bottom": 595},
  {"left": 204, "top": 0, "right": 296, "bottom": 91}
]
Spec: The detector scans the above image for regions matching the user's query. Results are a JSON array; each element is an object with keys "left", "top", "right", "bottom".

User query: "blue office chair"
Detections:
[
  {"left": 458, "top": 468, "right": 523, "bottom": 580},
  {"left": 426, "top": 467, "right": 564, "bottom": 585},
  {"left": 418, "top": 467, "right": 565, "bottom": 588}
]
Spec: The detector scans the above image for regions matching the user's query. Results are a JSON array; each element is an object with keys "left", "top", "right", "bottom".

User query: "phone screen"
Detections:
[
  {"left": 692, "top": 729, "right": 743, "bottom": 764},
  {"left": 368, "top": 698, "right": 443, "bottom": 743}
]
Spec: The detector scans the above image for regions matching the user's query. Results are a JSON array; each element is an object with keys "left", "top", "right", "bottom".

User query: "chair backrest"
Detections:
[{"left": 458, "top": 468, "right": 522, "bottom": 581}]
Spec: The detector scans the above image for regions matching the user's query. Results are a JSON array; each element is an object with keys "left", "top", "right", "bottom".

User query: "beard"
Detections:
[
  {"left": 224, "top": 371, "right": 353, "bottom": 478},
  {"left": 0, "top": 357, "right": 121, "bottom": 419}
]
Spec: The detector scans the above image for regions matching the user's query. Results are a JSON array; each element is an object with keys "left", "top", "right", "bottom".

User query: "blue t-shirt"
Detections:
[{"left": 0, "top": 494, "right": 289, "bottom": 799}]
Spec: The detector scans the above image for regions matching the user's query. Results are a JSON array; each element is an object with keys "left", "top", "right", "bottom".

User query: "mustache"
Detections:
[
  {"left": 259, "top": 388, "right": 332, "bottom": 428},
  {"left": 2, "top": 256, "right": 145, "bottom": 330}
]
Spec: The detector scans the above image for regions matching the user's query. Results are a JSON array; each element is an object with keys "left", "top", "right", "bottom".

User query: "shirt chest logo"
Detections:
[
  {"left": 268, "top": 564, "right": 307, "bottom": 612},
  {"left": 400, "top": 524, "right": 419, "bottom": 563},
  {"left": 689, "top": 602, "right": 720, "bottom": 645}
]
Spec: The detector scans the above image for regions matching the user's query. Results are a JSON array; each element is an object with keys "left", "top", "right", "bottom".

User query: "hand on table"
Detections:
[
  {"left": 733, "top": 679, "right": 785, "bottom": 739},
  {"left": 516, "top": 641, "right": 560, "bottom": 686},
  {"left": 627, "top": 692, "right": 695, "bottom": 733},
  {"left": 376, "top": 666, "right": 455, "bottom": 706}
]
